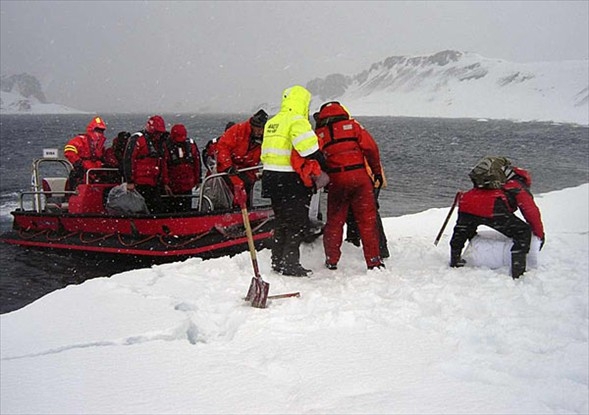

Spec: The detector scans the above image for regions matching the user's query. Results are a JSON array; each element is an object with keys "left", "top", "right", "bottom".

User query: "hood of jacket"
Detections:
[{"left": 279, "top": 85, "right": 311, "bottom": 118}]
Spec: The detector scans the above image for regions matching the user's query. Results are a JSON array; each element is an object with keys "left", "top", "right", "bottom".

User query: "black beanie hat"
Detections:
[{"left": 250, "top": 109, "right": 268, "bottom": 128}]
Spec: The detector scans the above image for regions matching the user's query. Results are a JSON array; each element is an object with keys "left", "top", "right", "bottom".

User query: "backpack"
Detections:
[{"left": 468, "top": 156, "right": 512, "bottom": 189}]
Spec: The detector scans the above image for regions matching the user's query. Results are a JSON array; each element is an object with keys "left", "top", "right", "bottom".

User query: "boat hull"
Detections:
[{"left": 0, "top": 208, "right": 275, "bottom": 259}]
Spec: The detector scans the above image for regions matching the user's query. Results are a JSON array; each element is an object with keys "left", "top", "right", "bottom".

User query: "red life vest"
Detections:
[
  {"left": 315, "top": 102, "right": 381, "bottom": 177},
  {"left": 163, "top": 138, "right": 201, "bottom": 193},
  {"left": 124, "top": 132, "right": 164, "bottom": 187}
]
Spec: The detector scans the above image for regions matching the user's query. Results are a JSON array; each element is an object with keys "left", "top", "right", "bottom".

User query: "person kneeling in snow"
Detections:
[{"left": 449, "top": 158, "right": 545, "bottom": 279}]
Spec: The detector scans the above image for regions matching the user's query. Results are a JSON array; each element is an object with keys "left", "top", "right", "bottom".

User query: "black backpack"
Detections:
[{"left": 469, "top": 156, "right": 512, "bottom": 189}]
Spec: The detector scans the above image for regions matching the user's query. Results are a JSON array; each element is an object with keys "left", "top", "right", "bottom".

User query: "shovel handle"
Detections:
[
  {"left": 434, "top": 191, "right": 462, "bottom": 246},
  {"left": 241, "top": 205, "right": 261, "bottom": 278},
  {"left": 268, "top": 292, "right": 301, "bottom": 300}
]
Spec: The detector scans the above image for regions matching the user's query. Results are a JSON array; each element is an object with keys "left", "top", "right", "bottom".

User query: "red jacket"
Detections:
[
  {"left": 503, "top": 168, "right": 544, "bottom": 238},
  {"left": 122, "top": 131, "right": 165, "bottom": 187},
  {"left": 459, "top": 188, "right": 512, "bottom": 218},
  {"left": 64, "top": 130, "right": 106, "bottom": 170},
  {"left": 315, "top": 103, "right": 381, "bottom": 177},
  {"left": 162, "top": 138, "right": 201, "bottom": 193},
  {"left": 216, "top": 121, "right": 261, "bottom": 185}
]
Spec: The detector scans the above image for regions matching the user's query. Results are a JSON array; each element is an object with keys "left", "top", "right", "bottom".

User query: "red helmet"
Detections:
[
  {"left": 86, "top": 116, "right": 107, "bottom": 133},
  {"left": 145, "top": 115, "right": 166, "bottom": 134}
]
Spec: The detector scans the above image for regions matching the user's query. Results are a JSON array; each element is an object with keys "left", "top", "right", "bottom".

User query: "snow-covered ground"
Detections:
[{"left": 1, "top": 183, "right": 587, "bottom": 414}]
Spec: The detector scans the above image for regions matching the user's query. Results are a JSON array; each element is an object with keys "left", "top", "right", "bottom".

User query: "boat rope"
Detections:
[
  {"left": 17, "top": 228, "right": 49, "bottom": 240},
  {"left": 116, "top": 233, "right": 158, "bottom": 247},
  {"left": 79, "top": 232, "right": 117, "bottom": 243},
  {"left": 45, "top": 230, "right": 79, "bottom": 241},
  {"left": 157, "top": 229, "right": 214, "bottom": 248}
]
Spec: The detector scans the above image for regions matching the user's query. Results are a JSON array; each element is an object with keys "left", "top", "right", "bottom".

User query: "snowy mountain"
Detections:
[
  {"left": 0, "top": 74, "right": 86, "bottom": 114},
  {"left": 306, "top": 50, "right": 589, "bottom": 125}
]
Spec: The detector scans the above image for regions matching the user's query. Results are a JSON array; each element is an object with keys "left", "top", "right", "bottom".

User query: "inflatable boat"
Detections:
[{"left": 0, "top": 152, "right": 275, "bottom": 260}]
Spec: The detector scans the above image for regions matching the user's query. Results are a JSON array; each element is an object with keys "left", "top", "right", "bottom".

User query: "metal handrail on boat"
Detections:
[
  {"left": 18, "top": 190, "right": 78, "bottom": 211},
  {"left": 27, "top": 158, "right": 120, "bottom": 213},
  {"left": 30, "top": 158, "right": 73, "bottom": 213},
  {"left": 22, "top": 157, "right": 264, "bottom": 214},
  {"left": 196, "top": 165, "right": 263, "bottom": 211}
]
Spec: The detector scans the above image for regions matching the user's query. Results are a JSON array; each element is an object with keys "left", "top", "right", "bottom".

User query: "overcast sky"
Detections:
[{"left": 1, "top": 1, "right": 587, "bottom": 114}]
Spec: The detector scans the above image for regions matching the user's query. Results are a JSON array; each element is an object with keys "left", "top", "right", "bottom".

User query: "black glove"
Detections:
[
  {"left": 226, "top": 166, "right": 238, "bottom": 175},
  {"left": 373, "top": 173, "right": 384, "bottom": 189},
  {"left": 539, "top": 235, "right": 545, "bottom": 251}
]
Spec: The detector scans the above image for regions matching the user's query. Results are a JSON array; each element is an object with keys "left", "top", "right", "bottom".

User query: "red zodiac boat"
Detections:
[{"left": 0, "top": 151, "right": 275, "bottom": 260}]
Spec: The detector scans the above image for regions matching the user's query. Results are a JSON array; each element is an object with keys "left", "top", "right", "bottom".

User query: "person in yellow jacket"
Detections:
[{"left": 261, "top": 85, "right": 327, "bottom": 277}]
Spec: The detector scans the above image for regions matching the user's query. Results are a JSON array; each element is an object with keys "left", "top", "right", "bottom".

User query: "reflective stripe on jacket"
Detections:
[
  {"left": 63, "top": 131, "right": 106, "bottom": 170},
  {"left": 261, "top": 85, "right": 319, "bottom": 172}
]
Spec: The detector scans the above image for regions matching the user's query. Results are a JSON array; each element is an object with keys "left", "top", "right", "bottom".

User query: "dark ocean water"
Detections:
[{"left": 1, "top": 113, "right": 588, "bottom": 313}]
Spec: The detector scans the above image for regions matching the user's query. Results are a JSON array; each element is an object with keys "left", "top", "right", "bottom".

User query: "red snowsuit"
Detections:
[
  {"left": 502, "top": 167, "right": 544, "bottom": 239},
  {"left": 216, "top": 120, "right": 262, "bottom": 204},
  {"left": 160, "top": 129, "right": 201, "bottom": 212},
  {"left": 123, "top": 131, "right": 165, "bottom": 187},
  {"left": 122, "top": 131, "right": 167, "bottom": 213},
  {"left": 316, "top": 102, "right": 383, "bottom": 269},
  {"left": 64, "top": 125, "right": 107, "bottom": 189},
  {"left": 64, "top": 130, "right": 106, "bottom": 170},
  {"left": 450, "top": 186, "right": 536, "bottom": 265},
  {"left": 163, "top": 137, "right": 201, "bottom": 194}
]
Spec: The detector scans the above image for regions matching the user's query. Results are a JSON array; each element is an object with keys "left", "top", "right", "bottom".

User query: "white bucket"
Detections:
[{"left": 462, "top": 228, "right": 541, "bottom": 269}]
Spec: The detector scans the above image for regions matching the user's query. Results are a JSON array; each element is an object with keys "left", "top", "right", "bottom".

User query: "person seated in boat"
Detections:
[
  {"left": 161, "top": 124, "right": 201, "bottom": 213},
  {"left": 64, "top": 116, "right": 108, "bottom": 190},
  {"left": 122, "top": 115, "right": 169, "bottom": 214},
  {"left": 202, "top": 121, "right": 235, "bottom": 175},
  {"left": 103, "top": 131, "right": 130, "bottom": 181},
  {"left": 216, "top": 110, "right": 268, "bottom": 207}
]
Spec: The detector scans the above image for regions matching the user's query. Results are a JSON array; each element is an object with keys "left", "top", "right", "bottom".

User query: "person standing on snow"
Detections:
[
  {"left": 450, "top": 158, "right": 545, "bottom": 279},
  {"left": 261, "top": 85, "right": 327, "bottom": 277},
  {"left": 122, "top": 115, "right": 169, "bottom": 213},
  {"left": 161, "top": 124, "right": 201, "bottom": 213},
  {"left": 315, "top": 101, "right": 385, "bottom": 271},
  {"left": 216, "top": 110, "right": 268, "bottom": 207},
  {"left": 344, "top": 164, "right": 389, "bottom": 259},
  {"left": 64, "top": 116, "right": 108, "bottom": 190}
]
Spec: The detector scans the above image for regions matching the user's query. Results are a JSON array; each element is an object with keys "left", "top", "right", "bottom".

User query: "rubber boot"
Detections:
[
  {"left": 511, "top": 252, "right": 527, "bottom": 279},
  {"left": 450, "top": 249, "right": 466, "bottom": 268}
]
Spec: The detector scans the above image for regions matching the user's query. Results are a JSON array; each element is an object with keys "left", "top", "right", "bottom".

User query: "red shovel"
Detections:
[{"left": 239, "top": 195, "right": 299, "bottom": 308}]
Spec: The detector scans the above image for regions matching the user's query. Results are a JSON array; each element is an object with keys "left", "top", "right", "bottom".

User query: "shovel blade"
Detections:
[
  {"left": 245, "top": 277, "right": 270, "bottom": 308},
  {"left": 244, "top": 277, "right": 257, "bottom": 302}
]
